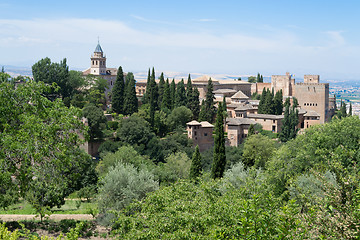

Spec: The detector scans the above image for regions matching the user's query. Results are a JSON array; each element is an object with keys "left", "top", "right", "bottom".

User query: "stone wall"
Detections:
[{"left": 294, "top": 83, "right": 329, "bottom": 124}]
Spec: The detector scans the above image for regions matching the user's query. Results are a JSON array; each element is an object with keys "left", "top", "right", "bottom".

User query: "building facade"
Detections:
[{"left": 82, "top": 42, "right": 120, "bottom": 96}]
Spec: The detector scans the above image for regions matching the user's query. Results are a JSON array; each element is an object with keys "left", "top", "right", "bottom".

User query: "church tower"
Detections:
[{"left": 90, "top": 41, "right": 107, "bottom": 75}]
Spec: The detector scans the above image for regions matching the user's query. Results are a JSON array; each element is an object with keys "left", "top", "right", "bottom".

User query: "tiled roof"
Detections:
[
  {"left": 304, "top": 110, "right": 320, "bottom": 117},
  {"left": 247, "top": 113, "right": 284, "bottom": 120},
  {"left": 231, "top": 90, "right": 249, "bottom": 99},
  {"left": 94, "top": 43, "right": 103, "bottom": 53},
  {"left": 226, "top": 118, "right": 256, "bottom": 126}
]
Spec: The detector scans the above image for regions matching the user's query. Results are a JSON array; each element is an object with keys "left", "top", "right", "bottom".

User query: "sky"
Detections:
[{"left": 0, "top": 0, "right": 360, "bottom": 80}]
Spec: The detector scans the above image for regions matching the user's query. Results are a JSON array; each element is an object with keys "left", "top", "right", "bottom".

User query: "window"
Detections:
[
  {"left": 194, "top": 131, "right": 197, "bottom": 136},
  {"left": 204, "top": 133, "right": 208, "bottom": 136},
  {"left": 273, "top": 120, "right": 275, "bottom": 123},
  {"left": 272, "top": 126, "right": 276, "bottom": 132}
]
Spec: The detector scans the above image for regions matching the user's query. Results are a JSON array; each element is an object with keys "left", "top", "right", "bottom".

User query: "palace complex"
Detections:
[{"left": 83, "top": 42, "right": 336, "bottom": 152}]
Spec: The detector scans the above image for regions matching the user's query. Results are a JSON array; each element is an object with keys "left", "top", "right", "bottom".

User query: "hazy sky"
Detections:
[{"left": 1, "top": 0, "right": 360, "bottom": 80}]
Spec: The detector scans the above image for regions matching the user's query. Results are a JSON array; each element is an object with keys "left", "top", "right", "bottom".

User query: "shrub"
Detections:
[{"left": 97, "top": 162, "right": 158, "bottom": 214}]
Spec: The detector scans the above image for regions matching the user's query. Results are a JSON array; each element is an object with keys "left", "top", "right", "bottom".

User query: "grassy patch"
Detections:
[{"left": 0, "top": 200, "right": 97, "bottom": 215}]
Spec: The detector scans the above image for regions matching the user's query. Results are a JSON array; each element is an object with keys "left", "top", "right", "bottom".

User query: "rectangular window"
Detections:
[{"left": 204, "top": 133, "right": 208, "bottom": 136}]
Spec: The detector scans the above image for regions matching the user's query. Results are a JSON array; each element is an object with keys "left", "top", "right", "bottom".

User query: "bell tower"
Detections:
[{"left": 90, "top": 40, "right": 107, "bottom": 75}]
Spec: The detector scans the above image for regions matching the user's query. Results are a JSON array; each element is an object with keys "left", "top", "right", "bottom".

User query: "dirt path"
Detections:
[{"left": 0, "top": 214, "right": 94, "bottom": 221}]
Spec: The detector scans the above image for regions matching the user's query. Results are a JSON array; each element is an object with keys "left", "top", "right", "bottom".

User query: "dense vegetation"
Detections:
[{"left": 1, "top": 63, "right": 360, "bottom": 239}]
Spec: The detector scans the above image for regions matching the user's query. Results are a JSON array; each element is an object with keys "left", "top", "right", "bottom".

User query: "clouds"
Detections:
[{"left": 0, "top": 17, "right": 359, "bottom": 79}]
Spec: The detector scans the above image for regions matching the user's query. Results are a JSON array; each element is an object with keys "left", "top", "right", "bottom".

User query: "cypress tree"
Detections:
[
  {"left": 199, "top": 78, "right": 215, "bottom": 123},
  {"left": 112, "top": 66, "right": 125, "bottom": 114},
  {"left": 175, "top": 79, "right": 187, "bottom": 107},
  {"left": 340, "top": 100, "right": 347, "bottom": 118},
  {"left": 158, "top": 72, "right": 165, "bottom": 107},
  {"left": 279, "top": 98, "right": 291, "bottom": 142},
  {"left": 170, "top": 78, "right": 176, "bottom": 109},
  {"left": 260, "top": 74, "right": 264, "bottom": 83},
  {"left": 186, "top": 74, "right": 193, "bottom": 105},
  {"left": 222, "top": 96, "right": 227, "bottom": 118},
  {"left": 263, "top": 88, "right": 275, "bottom": 114},
  {"left": 258, "top": 88, "right": 267, "bottom": 114},
  {"left": 141, "top": 68, "right": 151, "bottom": 104},
  {"left": 149, "top": 68, "right": 159, "bottom": 128},
  {"left": 161, "top": 78, "right": 171, "bottom": 110},
  {"left": 348, "top": 102, "right": 352, "bottom": 116},
  {"left": 190, "top": 145, "right": 202, "bottom": 180},
  {"left": 123, "top": 72, "right": 138, "bottom": 115},
  {"left": 274, "top": 89, "right": 283, "bottom": 115},
  {"left": 289, "top": 98, "right": 299, "bottom": 139},
  {"left": 198, "top": 99, "right": 206, "bottom": 121},
  {"left": 191, "top": 87, "right": 200, "bottom": 120},
  {"left": 257, "top": 73, "right": 261, "bottom": 83},
  {"left": 211, "top": 102, "right": 226, "bottom": 179},
  {"left": 279, "top": 98, "right": 298, "bottom": 142}
]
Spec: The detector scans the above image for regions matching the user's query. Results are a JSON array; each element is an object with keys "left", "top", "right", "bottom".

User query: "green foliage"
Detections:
[
  {"left": 111, "top": 179, "right": 303, "bottom": 239},
  {"left": 161, "top": 78, "right": 171, "bottom": 110},
  {"left": 211, "top": 103, "right": 226, "bottom": 179},
  {"left": 96, "top": 145, "right": 152, "bottom": 178},
  {"left": 98, "top": 161, "right": 158, "bottom": 214},
  {"left": 116, "top": 115, "right": 154, "bottom": 151},
  {"left": 175, "top": 79, "right": 187, "bottom": 107},
  {"left": 199, "top": 78, "right": 215, "bottom": 123},
  {"left": 0, "top": 168, "right": 18, "bottom": 210},
  {"left": 123, "top": 72, "right": 138, "bottom": 115},
  {"left": 162, "top": 152, "right": 191, "bottom": 182},
  {"left": 32, "top": 57, "right": 71, "bottom": 100},
  {"left": 247, "top": 76, "right": 257, "bottom": 83},
  {"left": 170, "top": 79, "right": 176, "bottom": 109},
  {"left": 82, "top": 103, "right": 107, "bottom": 140},
  {"left": 190, "top": 145, "right": 202, "bottom": 179},
  {"left": 112, "top": 66, "right": 125, "bottom": 114},
  {"left": 242, "top": 134, "right": 276, "bottom": 169},
  {"left": 258, "top": 88, "right": 283, "bottom": 115},
  {"left": 0, "top": 81, "right": 89, "bottom": 213},
  {"left": 279, "top": 98, "right": 299, "bottom": 142},
  {"left": 267, "top": 116, "right": 360, "bottom": 198},
  {"left": 166, "top": 106, "right": 193, "bottom": 131}
]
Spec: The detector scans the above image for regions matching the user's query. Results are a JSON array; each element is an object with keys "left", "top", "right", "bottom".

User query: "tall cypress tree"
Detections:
[
  {"left": 123, "top": 72, "right": 138, "bottom": 115},
  {"left": 340, "top": 100, "right": 347, "bottom": 118},
  {"left": 279, "top": 98, "right": 291, "bottom": 142},
  {"left": 112, "top": 66, "right": 125, "bottom": 114},
  {"left": 142, "top": 68, "right": 151, "bottom": 104},
  {"left": 199, "top": 78, "right": 215, "bottom": 123},
  {"left": 211, "top": 102, "right": 226, "bottom": 179},
  {"left": 198, "top": 99, "right": 206, "bottom": 121},
  {"left": 161, "top": 78, "right": 171, "bottom": 110},
  {"left": 257, "top": 73, "right": 261, "bottom": 83},
  {"left": 289, "top": 98, "right": 299, "bottom": 139},
  {"left": 348, "top": 102, "right": 352, "bottom": 116},
  {"left": 223, "top": 95, "right": 227, "bottom": 117},
  {"left": 274, "top": 89, "right": 283, "bottom": 115},
  {"left": 279, "top": 98, "right": 298, "bottom": 142},
  {"left": 149, "top": 68, "right": 159, "bottom": 128},
  {"left": 158, "top": 72, "right": 165, "bottom": 107},
  {"left": 186, "top": 74, "right": 193, "bottom": 105},
  {"left": 258, "top": 88, "right": 267, "bottom": 114},
  {"left": 191, "top": 87, "right": 200, "bottom": 120},
  {"left": 170, "top": 78, "right": 176, "bottom": 109},
  {"left": 175, "top": 79, "right": 187, "bottom": 107},
  {"left": 190, "top": 145, "right": 202, "bottom": 180},
  {"left": 264, "top": 88, "right": 275, "bottom": 114},
  {"left": 260, "top": 75, "right": 264, "bottom": 83}
]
